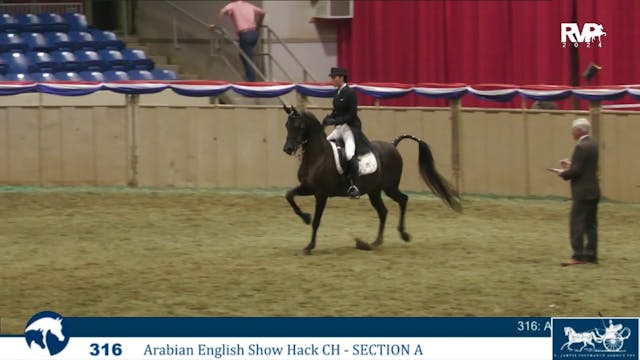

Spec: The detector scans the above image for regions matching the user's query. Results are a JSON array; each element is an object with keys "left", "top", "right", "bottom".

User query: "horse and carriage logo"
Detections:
[
  {"left": 553, "top": 318, "right": 638, "bottom": 359},
  {"left": 24, "top": 311, "right": 70, "bottom": 356}
]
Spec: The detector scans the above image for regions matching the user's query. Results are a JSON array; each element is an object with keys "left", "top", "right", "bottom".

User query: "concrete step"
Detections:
[
  {"left": 149, "top": 55, "right": 168, "bottom": 65},
  {"left": 115, "top": 35, "right": 197, "bottom": 82},
  {"left": 115, "top": 37, "right": 228, "bottom": 91},
  {"left": 180, "top": 73, "right": 200, "bottom": 80},
  {"left": 158, "top": 64, "right": 180, "bottom": 73},
  {"left": 119, "top": 35, "right": 141, "bottom": 43}
]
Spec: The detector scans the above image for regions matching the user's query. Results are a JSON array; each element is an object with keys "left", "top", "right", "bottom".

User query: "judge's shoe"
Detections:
[{"left": 561, "top": 259, "right": 587, "bottom": 267}]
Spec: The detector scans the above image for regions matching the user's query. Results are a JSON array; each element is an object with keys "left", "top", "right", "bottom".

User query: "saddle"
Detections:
[{"left": 328, "top": 139, "right": 377, "bottom": 176}]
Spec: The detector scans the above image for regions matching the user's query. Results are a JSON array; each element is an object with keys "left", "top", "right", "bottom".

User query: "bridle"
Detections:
[{"left": 286, "top": 114, "right": 309, "bottom": 152}]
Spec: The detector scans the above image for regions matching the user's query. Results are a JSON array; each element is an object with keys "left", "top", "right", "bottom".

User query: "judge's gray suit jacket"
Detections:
[{"left": 560, "top": 135, "right": 600, "bottom": 200}]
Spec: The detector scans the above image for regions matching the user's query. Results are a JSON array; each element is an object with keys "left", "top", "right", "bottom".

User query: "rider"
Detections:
[
  {"left": 322, "top": 67, "right": 372, "bottom": 198},
  {"left": 606, "top": 320, "right": 622, "bottom": 334}
]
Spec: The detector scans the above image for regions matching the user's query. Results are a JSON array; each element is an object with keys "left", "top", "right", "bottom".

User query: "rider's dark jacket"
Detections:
[{"left": 328, "top": 84, "right": 372, "bottom": 155}]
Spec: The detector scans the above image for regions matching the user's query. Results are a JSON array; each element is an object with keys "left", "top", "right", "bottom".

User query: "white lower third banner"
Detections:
[
  {"left": 0, "top": 313, "right": 637, "bottom": 360},
  {"left": 0, "top": 337, "right": 550, "bottom": 360}
]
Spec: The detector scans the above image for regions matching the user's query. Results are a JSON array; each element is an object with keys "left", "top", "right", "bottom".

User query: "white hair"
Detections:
[{"left": 572, "top": 118, "right": 591, "bottom": 132}]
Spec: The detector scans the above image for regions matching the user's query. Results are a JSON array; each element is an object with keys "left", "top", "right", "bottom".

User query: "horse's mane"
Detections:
[
  {"left": 300, "top": 110, "right": 324, "bottom": 133},
  {"left": 301, "top": 110, "right": 320, "bottom": 123}
]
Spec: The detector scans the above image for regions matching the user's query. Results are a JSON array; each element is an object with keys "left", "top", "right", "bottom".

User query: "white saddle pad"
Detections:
[{"left": 329, "top": 142, "right": 378, "bottom": 176}]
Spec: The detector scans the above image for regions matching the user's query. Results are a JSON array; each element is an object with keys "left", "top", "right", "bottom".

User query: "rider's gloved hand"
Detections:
[{"left": 322, "top": 115, "right": 336, "bottom": 126}]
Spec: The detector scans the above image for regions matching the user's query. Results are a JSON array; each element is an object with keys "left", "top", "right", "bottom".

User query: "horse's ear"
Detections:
[
  {"left": 291, "top": 105, "right": 299, "bottom": 115},
  {"left": 283, "top": 104, "right": 291, "bottom": 114}
]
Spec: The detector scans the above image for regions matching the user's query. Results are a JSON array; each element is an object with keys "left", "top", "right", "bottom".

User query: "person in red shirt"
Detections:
[{"left": 210, "top": 0, "right": 266, "bottom": 82}]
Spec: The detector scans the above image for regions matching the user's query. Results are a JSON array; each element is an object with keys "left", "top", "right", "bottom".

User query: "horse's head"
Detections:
[
  {"left": 282, "top": 105, "right": 321, "bottom": 155},
  {"left": 564, "top": 327, "right": 572, "bottom": 336},
  {"left": 49, "top": 317, "right": 65, "bottom": 341}
]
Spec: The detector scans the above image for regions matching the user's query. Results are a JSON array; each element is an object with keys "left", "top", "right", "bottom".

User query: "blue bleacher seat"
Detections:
[
  {"left": 63, "top": 12, "right": 88, "bottom": 31},
  {"left": 127, "top": 69, "right": 154, "bottom": 80},
  {"left": 0, "top": 57, "right": 8, "bottom": 75},
  {"left": 16, "top": 13, "right": 43, "bottom": 33},
  {"left": 2, "top": 52, "right": 31, "bottom": 74},
  {"left": 98, "top": 49, "right": 128, "bottom": 71},
  {"left": 0, "top": 14, "right": 20, "bottom": 33},
  {"left": 31, "top": 72, "right": 57, "bottom": 82},
  {"left": 74, "top": 50, "right": 106, "bottom": 71},
  {"left": 50, "top": 50, "right": 82, "bottom": 72},
  {"left": 0, "top": 73, "right": 4, "bottom": 81},
  {"left": 152, "top": 69, "right": 177, "bottom": 80},
  {"left": 54, "top": 71, "right": 82, "bottom": 81},
  {"left": 39, "top": 13, "right": 69, "bottom": 32},
  {"left": 26, "top": 51, "right": 57, "bottom": 73},
  {"left": 0, "top": 33, "right": 28, "bottom": 53},
  {"left": 122, "top": 49, "right": 154, "bottom": 71},
  {"left": 68, "top": 31, "right": 98, "bottom": 51},
  {"left": 5, "top": 72, "right": 33, "bottom": 81},
  {"left": 79, "top": 71, "right": 105, "bottom": 82},
  {"left": 103, "top": 70, "right": 129, "bottom": 81},
  {"left": 45, "top": 32, "right": 75, "bottom": 52},
  {"left": 25, "top": 33, "right": 57, "bottom": 52},
  {"left": 91, "top": 30, "right": 125, "bottom": 50}
]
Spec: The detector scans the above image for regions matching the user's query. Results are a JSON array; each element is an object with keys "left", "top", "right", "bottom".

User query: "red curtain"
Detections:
[
  {"left": 574, "top": 0, "right": 640, "bottom": 109},
  {"left": 337, "top": 0, "right": 636, "bottom": 108}
]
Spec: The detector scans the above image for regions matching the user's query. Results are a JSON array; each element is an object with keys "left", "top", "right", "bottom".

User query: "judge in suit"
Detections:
[
  {"left": 557, "top": 118, "right": 600, "bottom": 266},
  {"left": 322, "top": 67, "right": 372, "bottom": 198}
]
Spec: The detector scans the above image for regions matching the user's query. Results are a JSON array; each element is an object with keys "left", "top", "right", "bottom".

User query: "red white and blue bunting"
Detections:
[
  {"left": 413, "top": 83, "right": 468, "bottom": 99},
  {"left": 352, "top": 83, "right": 413, "bottom": 99},
  {"left": 169, "top": 81, "right": 231, "bottom": 97},
  {"left": 1, "top": 81, "right": 639, "bottom": 103},
  {"left": 230, "top": 82, "right": 296, "bottom": 98}
]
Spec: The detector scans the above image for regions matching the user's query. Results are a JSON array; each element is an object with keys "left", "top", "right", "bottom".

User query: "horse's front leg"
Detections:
[
  {"left": 303, "top": 194, "right": 327, "bottom": 255},
  {"left": 286, "top": 185, "right": 313, "bottom": 224},
  {"left": 367, "top": 190, "right": 387, "bottom": 247}
]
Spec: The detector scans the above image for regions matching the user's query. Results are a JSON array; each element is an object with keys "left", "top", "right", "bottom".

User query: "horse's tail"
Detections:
[{"left": 393, "top": 134, "right": 462, "bottom": 213}]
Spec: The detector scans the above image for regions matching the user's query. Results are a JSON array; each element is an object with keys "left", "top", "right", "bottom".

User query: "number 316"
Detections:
[{"left": 90, "top": 343, "right": 123, "bottom": 356}]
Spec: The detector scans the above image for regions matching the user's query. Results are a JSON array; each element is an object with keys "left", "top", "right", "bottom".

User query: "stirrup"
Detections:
[{"left": 347, "top": 185, "right": 361, "bottom": 199}]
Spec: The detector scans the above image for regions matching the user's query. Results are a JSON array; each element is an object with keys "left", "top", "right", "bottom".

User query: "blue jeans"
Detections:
[{"left": 238, "top": 29, "right": 258, "bottom": 82}]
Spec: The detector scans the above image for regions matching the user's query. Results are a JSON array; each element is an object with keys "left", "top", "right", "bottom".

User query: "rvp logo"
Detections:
[{"left": 561, "top": 23, "right": 606, "bottom": 48}]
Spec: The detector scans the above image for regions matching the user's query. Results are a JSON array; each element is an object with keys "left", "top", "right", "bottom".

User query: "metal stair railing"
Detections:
[
  {"left": 164, "top": 0, "right": 251, "bottom": 82},
  {"left": 259, "top": 24, "right": 317, "bottom": 83},
  {"left": 210, "top": 25, "right": 269, "bottom": 82},
  {"left": 164, "top": 0, "right": 316, "bottom": 85}
]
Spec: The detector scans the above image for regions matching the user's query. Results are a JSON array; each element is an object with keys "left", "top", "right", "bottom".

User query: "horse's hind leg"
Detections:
[
  {"left": 303, "top": 195, "right": 327, "bottom": 255},
  {"left": 368, "top": 190, "right": 387, "bottom": 247},
  {"left": 286, "top": 185, "right": 313, "bottom": 224},
  {"left": 384, "top": 187, "right": 410, "bottom": 241}
]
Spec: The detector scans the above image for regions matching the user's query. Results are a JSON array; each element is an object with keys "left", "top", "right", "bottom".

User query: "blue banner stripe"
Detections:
[{"left": 28, "top": 317, "right": 556, "bottom": 337}]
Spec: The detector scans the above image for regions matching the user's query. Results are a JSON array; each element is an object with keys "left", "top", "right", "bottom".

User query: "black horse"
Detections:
[{"left": 282, "top": 105, "right": 461, "bottom": 255}]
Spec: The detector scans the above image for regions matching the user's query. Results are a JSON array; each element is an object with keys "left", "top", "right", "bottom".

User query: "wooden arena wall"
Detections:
[{"left": 1, "top": 92, "right": 639, "bottom": 202}]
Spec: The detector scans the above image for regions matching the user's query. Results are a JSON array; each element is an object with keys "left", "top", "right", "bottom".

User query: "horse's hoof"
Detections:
[
  {"left": 300, "top": 213, "right": 311, "bottom": 225},
  {"left": 355, "top": 238, "right": 374, "bottom": 251},
  {"left": 302, "top": 248, "right": 312, "bottom": 256},
  {"left": 400, "top": 232, "right": 411, "bottom": 242}
]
